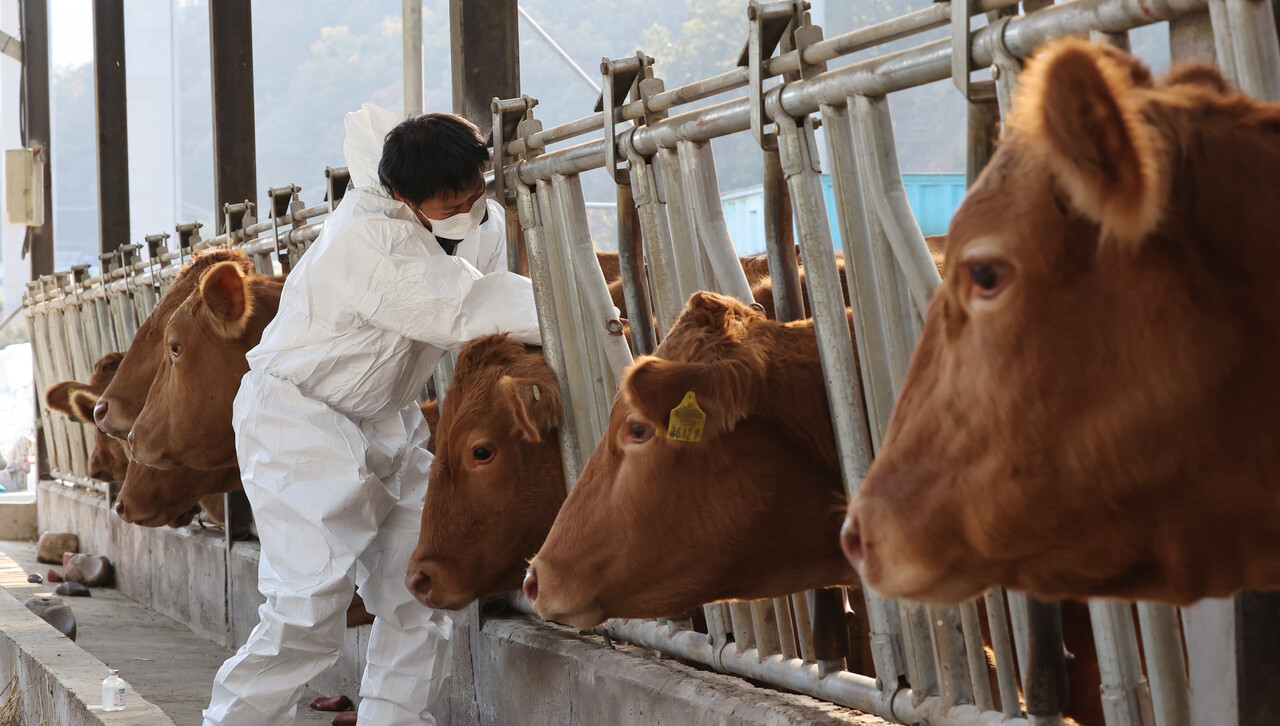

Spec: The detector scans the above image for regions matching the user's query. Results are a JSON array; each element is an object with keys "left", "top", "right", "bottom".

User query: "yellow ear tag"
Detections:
[
  {"left": 532, "top": 384, "right": 541, "bottom": 402},
  {"left": 667, "top": 391, "right": 706, "bottom": 443}
]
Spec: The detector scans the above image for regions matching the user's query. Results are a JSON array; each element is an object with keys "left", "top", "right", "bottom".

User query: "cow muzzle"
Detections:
[
  {"left": 93, "top": 399, "right": 110, "bottom": 431},
  {"left": 840, "top": 511, "right": 865, "bottom": 576}
]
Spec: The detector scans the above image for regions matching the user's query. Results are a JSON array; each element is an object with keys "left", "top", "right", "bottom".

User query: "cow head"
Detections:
[
  {"left": 405, "top": 335, "right": 565, "bottom": 610},
  {"left": 525, "top": 292, "right": 856, "bottom": 628},
  {"left": 44, "top": 353, "right": 130, "bottom": 482},
  {"left": 95, "top": 246, "right": 253, "bottom": 440},
  {"left": 129, "top": 260, "right": 283, "bottom": 470},
  {"left": 844, "top": 39, "right": 1280, "bottom": 605},
  {"left": 115, "top": 464, "right": 242, "bottom": 528}
]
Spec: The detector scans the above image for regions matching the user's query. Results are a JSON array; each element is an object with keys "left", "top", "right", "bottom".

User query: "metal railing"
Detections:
[
  {"left": 22, "top": 0, "right": 1279, "bottom": 723},
  {"left": 23, "top": 176, "right": 343, "bottom": 506},
  {"left": 488, "top": 0, "right": 1276, "bottom": 724}
]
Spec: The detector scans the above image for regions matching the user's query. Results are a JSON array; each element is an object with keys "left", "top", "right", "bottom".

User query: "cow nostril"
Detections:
[
  {"left": 405, "top": 570, "right": 433, "bottom": 603},
  {"left": 93, "top": 400, "right": 109, "bottom": 429},
  {"left": 523, "top": 567, "right": 539, "bottom": 604},
  {"left": 841, "top": 513, "right": 864, "bottom": 572},
  {"left": 114, "top": 500, "right": 125, "bottom": 518}
]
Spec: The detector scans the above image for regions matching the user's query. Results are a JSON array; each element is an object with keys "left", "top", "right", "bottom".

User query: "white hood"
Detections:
[{"left": 343, "top": 103, "right": 404, "bottom": 190}]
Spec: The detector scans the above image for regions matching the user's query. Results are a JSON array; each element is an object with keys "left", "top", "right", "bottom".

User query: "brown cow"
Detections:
[
  {"left": 405, "top": 335, "right": 564, "bottom": 610},
  {"left": 128, "top": 261, "right": 284, "bottom": 470},
  {"left": 94, "top": 246, "right": 254, "bottom": 440},
  {"left": 843, "top": 40, "right": 1280, "bottom": 605},
  {"left": 521, "top": 291, "right": 1103, "bottom": 724},
  {"left": 523, "top": 292, "right": 857, "bottom": 628},
  {"left": 44, "top": 353, "right": 129, "bottom": 482},
  {"left": 43, "top": 353, "right": 233, "bottom": 529},
  {"left": 404, "top": 247, "right": 869, "bottom": 611}
]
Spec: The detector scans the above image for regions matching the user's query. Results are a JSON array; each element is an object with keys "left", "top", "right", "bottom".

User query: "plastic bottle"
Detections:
[{"left": 101, "top": 668, "right": 126, "bottom": 712}]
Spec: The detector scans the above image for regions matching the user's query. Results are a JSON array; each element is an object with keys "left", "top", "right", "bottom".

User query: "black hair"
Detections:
[{"left": 378, "top": 113, "right": 488, "bottom": 206}]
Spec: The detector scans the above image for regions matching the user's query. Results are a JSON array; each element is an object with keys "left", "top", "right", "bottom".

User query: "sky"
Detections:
[{"left": 48, "top": 0, "right": 94, "bottom": 69}]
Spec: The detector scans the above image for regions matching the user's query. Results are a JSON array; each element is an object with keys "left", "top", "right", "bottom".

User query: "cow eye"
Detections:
[
  {"left": 968, "top": 261, "right": 1010, "bottom": 300},
  {"left": 472, "top": 446, "right": 494, "bottom": 463},
  {"left": 169, "top": 343, "right": 182, "bottom": 359},
  {"left": 626, "top": 421, "right": 653, "bottom": 444}
]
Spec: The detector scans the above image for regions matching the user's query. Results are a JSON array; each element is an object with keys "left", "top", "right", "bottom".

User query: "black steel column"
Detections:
[
  {"left": 208, "top": 0, "right": 257, "bottom": 235},
  {"left": 1024, "top": 598, "right": 1070, "bottom": 718},
  {"left": 1237, "top": 591, "right": 1280, "bottom": 726},
  {"left": 20, "top": 0, "right": 53, "bottom": 278},
  {"left": 449, "top": 0, "right": 518, "bottom": 139},
  {"left": 93, "top": 0, "right": 129, "bottom": 255}
]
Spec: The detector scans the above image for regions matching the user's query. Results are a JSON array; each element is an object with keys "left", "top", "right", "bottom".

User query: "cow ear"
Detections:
[
  {"left": 925, "top": 235, "right": 947, "bottom": 274},
  {"left": 1012, "top": 39, "right": 1163, "bottom": 243},
  {"left": 680, "top": 293, "right": 742, "bottom": 332},
  {"left": 500, "top": 375, "right": 561, "bottom": 443},
  {"left": 200, "top": 261, "right": 253, "bottom": 338},
  {"left": 45, "top": 381, "right": 91, "bottom": 421},
  {"left": 1161, "top": 62, "right": 1232, "bottom": 94},
  {"left": 622, "top": 356, "right": 761, "bottom": 436},
  {"left": 70, "top": 390, "right": 100, "bottom": 425},
  {"left": 420, "top": 399, "right": 440, "bottom": 454}
]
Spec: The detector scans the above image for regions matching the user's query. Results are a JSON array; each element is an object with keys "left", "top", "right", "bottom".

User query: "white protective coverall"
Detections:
[{"left": 203, "top": 103, "right": 541, "bottom": 726}]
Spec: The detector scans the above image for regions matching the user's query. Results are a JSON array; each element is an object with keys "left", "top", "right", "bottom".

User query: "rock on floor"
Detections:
[
  {"left": 36, "top": 531, "right": 78, "bottom": 564},
  {"left": 65, "top": 553, "right": 114, "bottom": 587},
  {"left": 23, "top": 595, "right": 77, "bottom": 640}
]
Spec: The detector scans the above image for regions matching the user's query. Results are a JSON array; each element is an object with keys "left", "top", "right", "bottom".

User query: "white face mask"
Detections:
[{"left": 424, "top": 196, "right": 487, "bottom": 239}]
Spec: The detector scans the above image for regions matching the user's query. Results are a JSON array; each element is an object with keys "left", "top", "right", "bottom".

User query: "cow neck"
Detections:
[{"left": 749, "top": 316, "right": 841, "bottom": 476}]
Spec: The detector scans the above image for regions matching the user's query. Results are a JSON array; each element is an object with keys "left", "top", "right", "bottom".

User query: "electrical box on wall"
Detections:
[{"left": 4, "top": 148, "right": 44, "bottom": 227}]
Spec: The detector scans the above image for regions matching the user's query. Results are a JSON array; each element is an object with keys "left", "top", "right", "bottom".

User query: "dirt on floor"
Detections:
[{"left": 0, "top": 539, "right": 352, "bottom": 725}]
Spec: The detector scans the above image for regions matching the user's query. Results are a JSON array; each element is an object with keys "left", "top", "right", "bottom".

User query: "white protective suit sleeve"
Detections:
[
  {"left": 351, "top": 238, "right": 541, "bottom": 350},
  {"left": 478, "top": 199, "right": 508, "bottom": 275},
  {"left": 342, "top": 104, "right": 541, "bottom": 351}
]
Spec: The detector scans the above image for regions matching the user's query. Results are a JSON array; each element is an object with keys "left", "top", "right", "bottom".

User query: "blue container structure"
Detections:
[{"left": 719, "top": 173, "right": 965, "bottom": 255}]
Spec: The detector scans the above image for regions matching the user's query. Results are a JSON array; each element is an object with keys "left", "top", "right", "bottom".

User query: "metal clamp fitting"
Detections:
[
  {"left": 491, "top": 95, "right": 539, "bottom": 208},
  {"left": 223, "top": 201, "right": 256, "bottom": 245},
  {"left": 268, "top": 184, "right": 303, "bottom": 269},
  {"left": 175, "top": 221, "right": 203, "bottom": 265},
  {"left": 739, "top": 0, "right": 810, "bottom": 149},
  {"left": 596, "top": 53, "right": 650, "bottom": 184},
  {"left": 324, "top": 166, "right": 352, "bottom": 212}
]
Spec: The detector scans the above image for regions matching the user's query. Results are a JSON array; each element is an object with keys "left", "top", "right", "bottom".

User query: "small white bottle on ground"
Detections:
[{"left": 101, "top": 668, "right": 126, "bottom": 711}]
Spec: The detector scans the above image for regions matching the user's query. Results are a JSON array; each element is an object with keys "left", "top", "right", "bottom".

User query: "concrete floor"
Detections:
[{"left": 0, "top": 539, "right": 349, "bottom": 725}]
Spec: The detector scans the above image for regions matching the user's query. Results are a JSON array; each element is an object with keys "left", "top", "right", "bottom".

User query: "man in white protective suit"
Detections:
[{"left": 202, "top": 104, "right": 541, "bottom": 726}]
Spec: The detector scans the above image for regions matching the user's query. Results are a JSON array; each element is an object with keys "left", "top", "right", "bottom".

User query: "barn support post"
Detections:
[
  {"left": 449, "top": 0, "right": 518, "bottom": 140},
  {"left": 19, "top": 0, "right": 54, "bottom": 479},
  {"left": 208, "top": 0, "right": 257, "bottom": 235},
  {"left": 19, "top": 0, "right": 53, "bottom": 280},
  {"left": 93, "top": 0, "right": 130, "bottom": 255},
  {"left": 445, "top": 0, "right": 519, "bottom": 415},
  {"left": 402, "top": 0, "right": 422, "bottom": 118}
]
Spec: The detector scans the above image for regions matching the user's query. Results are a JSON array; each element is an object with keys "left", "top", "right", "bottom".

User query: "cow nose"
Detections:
[
  {"left": 114, "top": 499, "right": 126, "bottom": 518},
  {"left": 405, "top": 570, "right": 433, "bottom": 605},
  {"left": 523, "top": 566, "right": 539, "bottom": 604},
  {"left": 93, "top": 399, "right": 109, "bottom": 429},
  {"left": 841, "top": 512, "right": 865, "bottom": 574}
]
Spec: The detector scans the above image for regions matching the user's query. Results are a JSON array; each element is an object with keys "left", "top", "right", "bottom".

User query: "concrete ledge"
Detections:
[
  {"left": 0, "top": 585, "right": 176, "bottom": 725},
  {"left": 38, "top": 480, "right": 370, "bottom": 698},
  {"left": 0, "top": 492, "right": 36, "bottom": 541},
  {"left": 458, "top": 614, "right": 886, "bottom": 725},
  {"left": 38, "top": 480, "right": 885, "bottom": 724}
]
